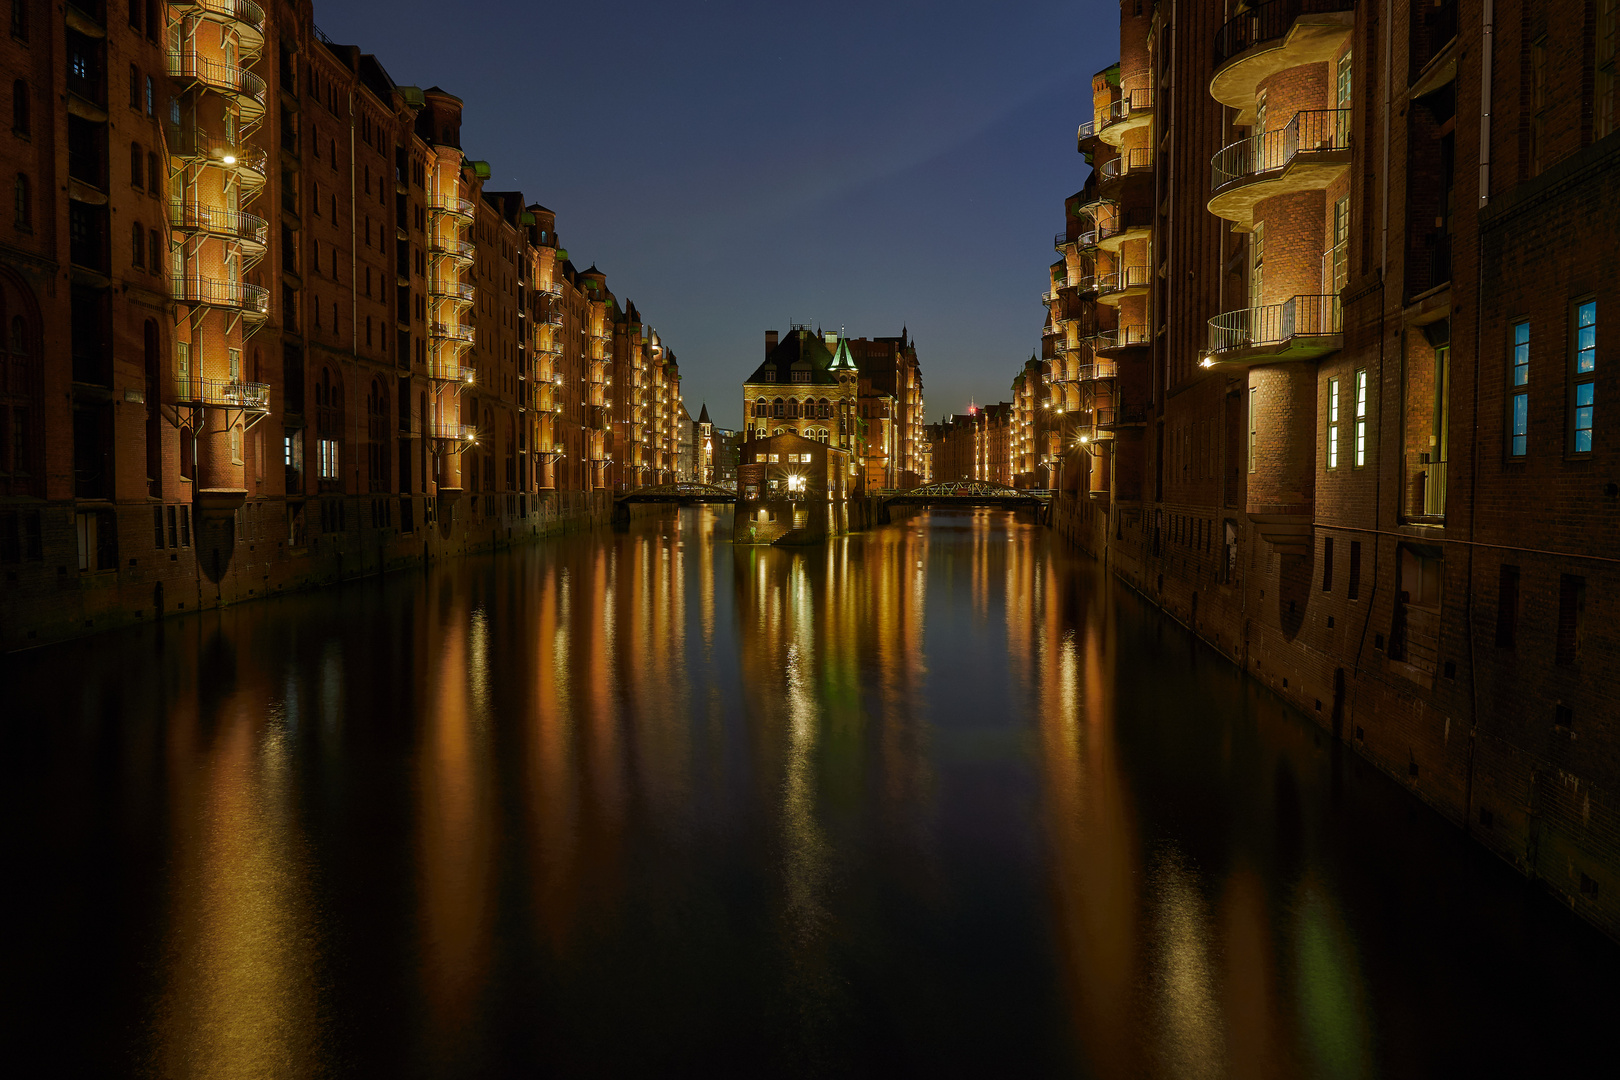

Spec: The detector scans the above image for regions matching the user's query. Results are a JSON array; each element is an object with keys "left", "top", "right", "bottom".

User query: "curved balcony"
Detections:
[
  {"left": 1099, "top": 79, "right": 1155, "bottom": 147},
  {"left": 429, "top": 237, "right": 474, "bottom": 262},
  {"left": 1208, "top": 109, "right": 1350, "bottom": 227},
  {"left": 1076, "top": 117, "right": 1099, "bottom": 152},
  {"left": 541, "top": 307, "right": 564, "bottom": 327},
  {"left": 426, "top": 360, "right": 475, "bottom": 384},
  {"left": 169, "top": 202, "right": 268, "bottom": 247},
  {"left": 172, "top": 276, "right": 270, "bottom": 317},
  {"left": 1075, "top": 359, "right": 1119, "bottom": 382},
  {"left": 168, "top": 52, "right": 267, "bottom": 116},
  {"left": 172, "top": 375, "right": 270, "bottom": 412},
  {"left": 428, "top": 195, "right": 476, "bottom": 222},
  {"left": 429, "top": 278, "right": 475, "bottom": 303},
  {"left": 1091, "top": 325, "right": 1152, "bottom": 355},
  {"left": 431, "top": 321, "right": 474, "bottom": 344},
  {"left": 1071, "top": 273, "right": 1101, "bottom": 297},
  {"left": 539, "top": 279, "right": 565, "bottom": 297},
  {"left": 1205, "top": 294, "right": 1342, "bottom": 367},
  {"left": 190, "top": 0, "right": 267, "bottom": 51},
  {"left": 1096, "top": 264, "right": 1152, "bottom": 306},
  {"left": 165, "top": 125, "right": 267, "bottom": 184},
  {"left": 426, "top": 422, "right": 478, "bottom": 446},
  {"left": 1095, "top": 403, "right": 1149, "bottom": 429},
  {"left": 535, "top": 388, "right": 559, "bottom": 414},
  {"left": 1098, "top": 147, "right": 1154, "bottom": 188},
  {"left": 1096, "top": 214, "right": 1151, "bottom": 254},
  {"left": 1211, "top": 0, "right": 1356, "bottom": 116},
  {"left": 1042, "top": 284, "right": 1065, "bottom": 304}
]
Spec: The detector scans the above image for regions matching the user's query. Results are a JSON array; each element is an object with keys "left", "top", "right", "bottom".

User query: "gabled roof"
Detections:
[
  {"left": 698, "top": 403, "right": 711, "bottom": 424},
  {"left": 744, "top": 327, "right": 843, "bottom": 386}
]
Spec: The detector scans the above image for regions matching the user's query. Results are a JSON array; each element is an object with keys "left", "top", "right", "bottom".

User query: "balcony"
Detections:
[
  {"left": 426, "top": 422, "right": 477, "bottom": 446},
  {"left": 1205, "top": 294, "right": 1342, "bottom": 367},
  {"left": 165, "top": 124, "right": 268, "bottom": 183},
  {"left": 1095, "top": 403, "right": 1148, "bottom": 428},
  {"left": 428, "top": 195, "right": 475, "bottom": 221},
  {"left": 1076, "top": 117, "right": 1099, "bottom": 152},
  {"left": 1099, "top": 78, "right": 1154, "bottom": 147},
  {"left": 1091, "top": 326, "right": 1151, "bottom": 355},
  {"left": 429, "top": 278, "right": 474, "bottom": 303},
  {"left": 1075, "top": 359, "right": 1119, "bottom": 383},
  {"left": 1098, "top": 147, "right": 1153, "bottom": 190},
  {"left": 169, "top": 202, "right": 268, "bottom": 247},
  {"left": 1211, "top": 0, "right": 1356, "bottom": 117},
  {"left": 541, "top": 306, "right": 565, "bottom": 327},
  {"left": 426, "top": 360, "right": 474, "bottom": 384},
  {"left": 1208, "top": 109, "right": 1350, "bottom": 227},
  {"left": 540, "top": 279, "right": 565, "bottom": 297},
  {"left": 172, "top": 276, "right": 270, "bottom": 318},
  {"left": 1402, "top": 456, "right": 1447, "bottom": 522},
  {"left": 429, "top": 237, "right": 474, "bottom": 262},
  {"left": 172, "top": 376, "right": 270, "bottom": 412},
  {"left": 168, "top": 52, "right": 267, "bottom": 116},
  {"left": 190, "top": 0, "right": 267, "bottom": 48},
  {"left": 1096, "top": 210, "right": 1152, "bottom": 254},
  {"left": 431, "top": 321, "right": 473, "bottom": 344},
  {"left": 1097, "top": 264, "right": 1151, "bottom": 305}
]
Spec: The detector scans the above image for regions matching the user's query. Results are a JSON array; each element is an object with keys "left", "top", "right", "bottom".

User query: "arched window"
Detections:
[
  {"left": 148, "top": 229, "right": 160, "bottom": 273},
  {"left": 754, "top": 398, "right": 766, "bottom": 418},
  {"left": 13, "top": 174, "right": 28, "bottom": 229},
  {"left": 366, "top": 379, "right": 388, "bottom": 492},
  {"left": 316, "top": 368, "right": 342, "bottom": 486},
  {"left": 773, "top": 398, "right": 784, "bottom": 418},
  {"left": 819, "top": 398, "right": 831, "bottom": 418},
  {"left": 12, "top": 80, "right": 28, "bottom": 136},
  {"left": 131, "top": 223, "right": 144, "bottom": 268}
]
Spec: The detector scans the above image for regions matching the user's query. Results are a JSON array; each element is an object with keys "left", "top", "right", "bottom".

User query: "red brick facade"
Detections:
[{"left": 1046, "top": 0, "right": 1620, "bottom": 939}]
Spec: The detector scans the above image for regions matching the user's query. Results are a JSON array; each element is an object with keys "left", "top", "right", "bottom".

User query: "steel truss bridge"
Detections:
[
  {"left": 615, "top": 482, "right": 737, "bottom": 505},
  {"left": 878, "top": 481, "right": 1052, "bottom": 507}
]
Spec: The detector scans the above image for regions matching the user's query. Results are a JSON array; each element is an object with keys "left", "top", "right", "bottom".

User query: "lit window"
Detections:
[
  {"left": 1327, "top": 377, "right": 1340, "bottom": 469},
  {"left": 1510, "top": 322, "right": 1529, "bottom": 456},
  {"left": 1246, "top": 387, "right": 1257, "bottom": 473},
  {"left": 1354, "top": 369, "right": 1368, "bottom": 466},
  {"left": 1573, "top": 301, "right": 1596, "bottom": 453}
]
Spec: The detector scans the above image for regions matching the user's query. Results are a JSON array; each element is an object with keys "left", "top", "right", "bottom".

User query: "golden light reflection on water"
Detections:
[{"left": 117, "top": 506, "right": 1418, "bottom": 1075}]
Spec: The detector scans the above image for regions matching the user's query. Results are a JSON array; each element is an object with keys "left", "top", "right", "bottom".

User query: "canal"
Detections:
[{"left": 4, "top": 507, "right": 1615, "bottom": 1077}]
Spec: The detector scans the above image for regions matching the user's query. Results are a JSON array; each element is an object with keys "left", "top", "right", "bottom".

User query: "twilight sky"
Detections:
[{"left": 318, "top": 0, "right": 1117, "bottom": 429}]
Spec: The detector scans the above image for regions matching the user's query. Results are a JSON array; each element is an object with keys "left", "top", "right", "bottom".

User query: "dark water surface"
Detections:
[{"left": 4, "top": 508, "right": 1615, "bottom": 1078}]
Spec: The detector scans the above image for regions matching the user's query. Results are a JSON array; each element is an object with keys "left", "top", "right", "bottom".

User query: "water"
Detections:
[{"left": 3, "top": 507, "right": 1614, "bottom": 1077}]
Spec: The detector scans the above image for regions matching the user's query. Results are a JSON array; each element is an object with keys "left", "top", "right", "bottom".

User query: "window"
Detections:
[
  {"left": 1246, "top": 387, "right": 1257, "bottom": 472},
  {"left": 131, "top": 222, "right": 144, "bottom": 267},
  {"left": 149, "top": 229, "right": 160, "bottom": 273},
  {"left": 228, "top": 347, "right": 241, "bottom": 382},
  {"left": 1331, "top": 196, "right": 1350, "bottom": 293},
  {"left": 13, "top": 173, "right": 29, "bottom": 229},
  {"left": 1354, "top": 369, "right": 1368, "bottom": 466},
  {"left": 145, "top": 76, "right": 154, "bottom": 116},
  {"left": 1249, "top": 222, "right": 1264, "bottom": 313},
  {"left": 12, "top": 79, "right": 27, "bottom": 135},
  {"left": 1572, "top": 300, "right": 1595, "bottom": 452},
  {"left": 1348, "top": 540, "right": 1362, "bottom": 600},
  {"left": 129, "top": 63, "right": 140, "bottom": 109},
  {"left": 1509, "top": 321, "right": 1529, "bottom": 456},
  {"left": 11, "top": 0, "right": 27, "bottom": 41},
  {"left": 130, "top": 142, "right": 142, "bottom": 188},
  {"left": 148, "top": 152, "right": 159, "bottom": 192},
  {"left": 1600, "top": 0, "right": 1618, "bottom": 139},
  {"left": 1495, "top": 564, "right": 1520, "bottom": 648},
  {"left": 1322, "top": 537, "right": 1334, "bottom": 592},
  {"left": 1555, "top": 574, "right": 1585, "bottom": 665},
  {"left": 129, "top": 0, "right": 142, "bottom": 30},
  {"left": 1327, "top": 376, "right": 1340, "bottom": 468},
  {"left": 230, "top": 423, "right": 243, "bottom": 465},
  {"left": 1337, "top": 51, "right": 1353, "bottom": 107}
]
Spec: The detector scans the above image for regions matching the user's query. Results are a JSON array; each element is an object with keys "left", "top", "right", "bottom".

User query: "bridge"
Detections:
[
  {"left": 876, "top": 481, "right": 1052, "bottom": 523},
  {"left": 614, "top": 482, "right": 737, "bottom": 511}
]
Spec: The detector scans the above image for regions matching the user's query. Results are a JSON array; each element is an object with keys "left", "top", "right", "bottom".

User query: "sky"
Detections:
[{"left": 318, "top": 0, "right": 1118, "bottom": 430}]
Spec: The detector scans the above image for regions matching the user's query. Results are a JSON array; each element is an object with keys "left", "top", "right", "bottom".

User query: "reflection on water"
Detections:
[{"left": 3, "top": 507, "right": 1616, "bottom": 1077}]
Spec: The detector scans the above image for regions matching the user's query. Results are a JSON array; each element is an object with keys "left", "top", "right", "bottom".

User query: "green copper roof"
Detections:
[{"left": 829, "top": 334, "right": 858, "bottom": 371}]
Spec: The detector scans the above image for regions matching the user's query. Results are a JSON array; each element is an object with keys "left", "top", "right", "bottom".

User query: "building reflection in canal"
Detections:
[{"left": 2, "top": 506, "right": 1615, "bottom": 1076}]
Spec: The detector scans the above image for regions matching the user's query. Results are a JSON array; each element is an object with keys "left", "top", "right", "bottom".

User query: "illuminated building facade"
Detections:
[
  {"left": 734, "top": 430, "right": 851, "bottom": 545},
  {"left": 1028, "top": 0, "right": 1620, "bottom": 938},
  {"left": 0, "top": 0, "right": 682, "bottom": 648}
]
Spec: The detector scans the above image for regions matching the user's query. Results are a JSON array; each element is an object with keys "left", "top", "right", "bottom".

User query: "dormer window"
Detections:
[{"left": 792, "top": 370, "right": 810, "bottom": 383}]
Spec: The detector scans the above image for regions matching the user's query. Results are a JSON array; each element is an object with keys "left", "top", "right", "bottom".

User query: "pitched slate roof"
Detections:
[{"left": 744, "top": 327, "right": 843, "bottom": 386}]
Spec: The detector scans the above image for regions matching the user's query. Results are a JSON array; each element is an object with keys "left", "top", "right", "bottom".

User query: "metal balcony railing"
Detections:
[
  {"left": 429, "top": 278, "right": 474, "bottom": 303},
  {"left": 431, "top": 321, "right": 474, "bottom": 344},
  {"left": 1098, "top": 265, "right": 1152, "bottom": 295},
  {"left": 172, "top": 276, "right": 270, "bottom": 315},
  {"left": 426, "top": 423, "right": 477, "bottom": 443},
  {"left": 1077, "top": 118, "right": 1097, "bottom": 144},
  {"left": 1214, "top": 0, "right": 1357, "bottom": 67},
  {"left": 1095, "top": 403, "right": 1148, "bottom": 427},
  {"left": 428, "top": 195, "right": 476, "bottom": 220},
  {"left": 169, "top": 202, "right": 268, "bottom": 244},
  {"left": 172, "top": 376, "right": 270, "bottom": 410},
  {"left": 1211, "top": 109, "right": 1351, "bottom": 191},
  {"left": 194, "top": 0, "right": 267, "bottom": 36},
  {"left": 164, "top": 124, "right": 268, "bottom": 179},
  {"left": 540, "top": 279, "right": 564, "bottom": 297},
  {"left": 1403, "top": 456, "right": 1448, "bottom": 520},
  {"left": 1102, "top": 83, "right": 1155, "bottom": 130},
  {"left": 541, "top": 307, "right": 565, "bottom": 326},
  {"left": 429, "top": 237, "right": 474, "bottom": 261},
  {"left": 426, "top": 360, "right": 474, "bottom": 384},
  {"left": 1091, "top": 325, "right": 1151, "bottom": 350},
  {"left": 1099, "top": 147, "right": 1154, "bottom": 181},
  {"left": 1207, "top": 294, "right": 1342, "bottom": 353},
  {"left": 168, "top": 52, "right": 267, "bottom": 107}
]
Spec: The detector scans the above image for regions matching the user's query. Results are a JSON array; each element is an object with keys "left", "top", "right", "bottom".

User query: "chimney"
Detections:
[{"left": 765, "top": 330, "right": 778, "bottom": 356}]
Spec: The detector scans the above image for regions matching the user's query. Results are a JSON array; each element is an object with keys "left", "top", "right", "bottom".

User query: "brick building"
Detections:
[
  {"left": 0, "top": 0, "right": 682, "bottom": 649},
  {"left": 1034, "top": 0, "right": 1620, "bottom": 938},
  {"left": 927, "top": 404, "right": 1014, "bottom": 486}
]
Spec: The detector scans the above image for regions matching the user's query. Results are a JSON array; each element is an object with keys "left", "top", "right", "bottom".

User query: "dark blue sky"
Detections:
[{"left": 319, "top": 0, "right": 1116, "bottom": 429}]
